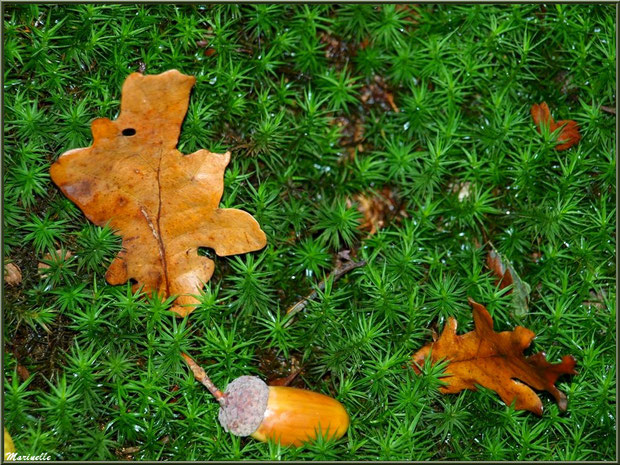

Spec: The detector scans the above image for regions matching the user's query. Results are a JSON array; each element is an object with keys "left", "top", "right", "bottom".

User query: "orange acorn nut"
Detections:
[{"left": 218, "top": 376, "right": 349, "bottom": 447}]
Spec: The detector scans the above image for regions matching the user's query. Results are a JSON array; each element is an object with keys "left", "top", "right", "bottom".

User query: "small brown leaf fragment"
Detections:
[
  {"left": 531, "top": 102, "right": 581, "bottom": 151},
  {"left": 50, "top": 70, "right": 267, "bottom": 317},
  {"left": 16, "top": 364, "right": 30, "bottom": 382},
  {"left": 384, "top": 91, "right": 399, "bottom": 113},
  {"left": 319, "top": 32, "right": 354, "bottom": 68},
  {"left": 412, "top": 298, "right": 577, "bottom": 415},
  {"left": 258, "top": 348, "right": 305, "bottom": 388},
  {"left": 486, "top": 248, "right": 512, "bottom": 290},
  {"left": 121, "top": 446, "right": 141, "bottom": 455},
  {"left": 4, "top": 262, "right": 22, "bottom": 286},
  {"left": 360, "top": 75, "right": 399, "bottom": 113},
  {"left": 350, "top": 187, "right": 407, "bottom": 236},
  {"left": 600, "top": 105, "right": 616, "bottom": 115},
  {"left": 38, "top": 250, "right": 73, "bottom": 278},
  {"left": 268, "top": 369, "right": 301, "bottom": 387},
  {"left": 486, "top": 246, "right": 531, "bottom": 317}
]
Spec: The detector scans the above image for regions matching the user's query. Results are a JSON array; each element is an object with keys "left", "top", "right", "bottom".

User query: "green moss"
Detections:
[{"left": 2, "top": 3, "right": 616, "bottom": 460}]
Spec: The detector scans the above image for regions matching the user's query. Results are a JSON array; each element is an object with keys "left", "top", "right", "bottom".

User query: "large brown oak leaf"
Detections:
[
  {"left": 50, "top": 70, "right": 267, "bottom": 317},
  {"left": 412, "top": 298, "right": 577, "bottom": 415}
]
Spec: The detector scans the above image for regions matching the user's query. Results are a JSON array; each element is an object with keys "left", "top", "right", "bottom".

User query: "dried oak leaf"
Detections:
[
  {"left": 50, "top": 70, "right": 267, "bottom": 317},
  {"left": 531, "top": 102, "right": 581, "bottom": 151},
  {"left": 412, "top": 298, "right": 577, "bottom": 415}
]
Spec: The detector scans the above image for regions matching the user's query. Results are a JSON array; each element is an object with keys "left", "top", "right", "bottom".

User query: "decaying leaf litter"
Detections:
[{"left": 16, "top": 72, "right": 585, "bottom": 453}]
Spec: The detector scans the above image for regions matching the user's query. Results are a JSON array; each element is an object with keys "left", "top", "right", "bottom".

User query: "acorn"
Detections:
[
  {"left": 181, "top": 354, "right": 349, "bottom": 447},
  {"left": 219, "top": 375, "right": 349, "bottom": 446}
]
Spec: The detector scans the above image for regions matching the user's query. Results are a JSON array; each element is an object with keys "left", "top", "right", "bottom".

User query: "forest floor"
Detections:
[{"left": 2, "top": 3, "right": 616, "bottom": 461}]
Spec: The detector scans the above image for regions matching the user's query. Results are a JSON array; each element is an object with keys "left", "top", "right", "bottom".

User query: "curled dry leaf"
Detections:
[
  {"left": 267, "top": 355, "right": 302, "bottom": 387},
  {"left": 50, "top": 70, "right": 267, "bottom": 316},
  {"left": 257, "top": 348, "right": 304, "bottom": 388},
  {"left": 4, "top": 262, "right": 22, "bottom": 286},
  {"left": 268, "top": 369, "right": 301, "bottom": 387},
  {"left": 531, "top": 102, "right": 581, "bottom": 151},
  {"left": 412, "top": 298, "right": 577, "bottom": 415},
  {"left": 350, "top": 187, "right": 406, "bottom": 236},
  {"left": 486, "top": 246, "right": 531, "bottom": 317}
]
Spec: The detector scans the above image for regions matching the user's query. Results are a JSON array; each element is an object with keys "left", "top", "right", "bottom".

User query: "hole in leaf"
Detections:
[
  {"left": 198, "top": 247, "right": 216, "bottom": 260},
  {"left": 122, "top": 128, "right": 136, "bottom": 136}
]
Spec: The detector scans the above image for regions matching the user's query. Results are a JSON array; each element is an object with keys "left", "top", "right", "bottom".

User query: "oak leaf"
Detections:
[
  {"left": 50, "top": 70, "right": 267, "bottom": 317},
  {"left": 412, "top": 298, "right": 577, "bottom": 415},
  {"left": 531, "top": 102, "right": 581, "bottom": 151}
]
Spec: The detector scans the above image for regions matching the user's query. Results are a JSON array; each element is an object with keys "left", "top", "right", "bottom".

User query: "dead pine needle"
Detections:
[{"left": 285, "top": 259, "right": 366, "bottom": 326}]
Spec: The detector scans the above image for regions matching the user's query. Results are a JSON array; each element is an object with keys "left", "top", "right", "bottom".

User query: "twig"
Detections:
[
  {"left": 285, "top": 259, "right": 367, "bottom": 325},
  {"left": 600, "top": 105, "right": 616, "bottom": 115},
  {"left": 181, "top": 352, "right": 227, "bottom": 404}
]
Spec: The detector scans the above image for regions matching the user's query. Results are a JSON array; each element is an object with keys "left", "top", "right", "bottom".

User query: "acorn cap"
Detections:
[{"left": 218, "top": 375, "right": 269, "bottom": 436}]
